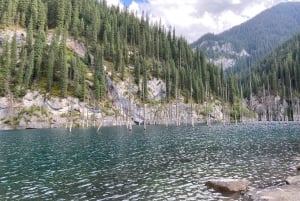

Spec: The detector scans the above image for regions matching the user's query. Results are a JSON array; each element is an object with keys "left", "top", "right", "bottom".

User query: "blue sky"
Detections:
[
  {"left": 122, "top": 0, "right": 141, "bottom": 7},
  {"left": 107, "top": 0, "right": 300, "bottom": 42}
]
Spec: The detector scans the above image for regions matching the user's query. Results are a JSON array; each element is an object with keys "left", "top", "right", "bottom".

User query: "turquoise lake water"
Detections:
[{"left": 0, "top": 123, "right": 299, "bottom": 200}]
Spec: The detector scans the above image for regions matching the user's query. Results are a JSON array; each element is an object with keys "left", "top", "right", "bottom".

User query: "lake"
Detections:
[{"left": 0, "top": 123, "right": 299, "bottom": 200}]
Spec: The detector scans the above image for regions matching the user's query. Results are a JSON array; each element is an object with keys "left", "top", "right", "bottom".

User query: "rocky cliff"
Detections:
[{"left": 0, "top": 76, "right": 227, "bottom": 130}]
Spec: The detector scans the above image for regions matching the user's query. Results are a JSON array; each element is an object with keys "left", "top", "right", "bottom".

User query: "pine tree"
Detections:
[
  {"left": 16, "top": 48, "right": 27, "bottom": 87},
  {"left": 228, "top": 75, "right": 237, "bottom": 104},
  {"left": 30, "top": 0, "right": 38, "bottom": 29},
  {"left": 33, "top": 29, "right": 46, "bottom": 82},
  {"left": 98, "top": 47, "right": 106, "bottom": 100},
  {"left": 37, "top": 0, "right": 47, "bottom": 31},
  {"left": 0, "top": 40, "right": 11, "bottom": 96},
  {"left": 72, "top": 56, "right": 81, "bottom": 98},
  {"left": 59, "top": 32, "right": 68, "bottom": 97},
  {"left": 26, "top": 16, "right": 34, "bottom": 52},
  {"left": 271, "top": 68, "right": 277, "bottom": 93},
  {"left": 47, "top": 34, "right": 58, "bottom": 93},
  {"left": 134, "top": 52, "right": 140, "bottom": 85},
  {"left": 94, "top": 47, "right": 101, "bottom": 101},
  {"left": 10, "top": 33, "right": 18, "bottom": 73},
  {"left": 142, "top": 58, "right": 148, "bottom": 101},
  {"left": 24, "top": 50, "right": 35, "bottom": 90},
  {"left": 80, "top": 62, "right": 87, "bottom": 101},
  {"left": 165, "top": 61, "right": 171, "bottom": 102},
  {"left": 56, "top": 0, "right": 65, "bottom": 29},
  {"left": 71, "top": 0, "right": 80, "bottom": 39}
]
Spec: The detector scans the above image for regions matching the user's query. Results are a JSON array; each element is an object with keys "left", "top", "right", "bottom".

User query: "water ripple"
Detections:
[{"left": 0, "top": 123, "right": 300, "bottom": 200}]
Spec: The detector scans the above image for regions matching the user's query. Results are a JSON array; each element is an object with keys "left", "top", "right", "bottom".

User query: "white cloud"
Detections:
[
  {"left": 127, "top": 0, "right": 300, "bottom": 42},
  {"left": 106, "top": 0, "right": 125, "bottom": 9},
  {"left": 128, "top": 1, "right": 140, "bottom": 13}
]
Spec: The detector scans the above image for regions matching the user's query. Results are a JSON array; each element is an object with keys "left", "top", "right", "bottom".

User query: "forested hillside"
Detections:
[
  {"left": 0, "top": 0, "right": 226, "bottom": 105},
  {"left": 240, "top": 32, "right": 300, "bottom": 115},
  {"left": 239, "top": 33, "right": 300, "bottom": 120},
  {"left": 191, "top": 2, "right": 300, "bottom": 71}
]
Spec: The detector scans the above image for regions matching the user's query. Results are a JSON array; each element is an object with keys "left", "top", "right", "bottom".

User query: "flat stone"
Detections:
[
  {"left": 247, "top": 185, "right": 300, "bottom": 201},
  {"left": 205, "top": 178, "right": 249, "bottom": 194},
  {"left": 285, "top": 175, "right": 300, "bottom": 185}
]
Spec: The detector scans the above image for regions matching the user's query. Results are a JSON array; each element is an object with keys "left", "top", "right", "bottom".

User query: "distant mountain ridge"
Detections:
[{"left": 191, "top": 2, "right": 300, "bottom": 70}]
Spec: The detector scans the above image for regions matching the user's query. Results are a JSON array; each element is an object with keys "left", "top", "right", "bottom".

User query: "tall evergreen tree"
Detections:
[
  {"left": 33, "top": 29, "right": 46, "bottom": 81},
  {"left": 0, "top": 40, "right": 11, "bottom": 96},
  {"left": 24, "top": 50, "right": 35, "bottom": 90},
  {"left": 16, "top": 48, "right": 27, "bottom": 87},
  {"left": 10, "top": 33, "right": 18, "bottom": 73},
  {"left": 47, "top": 34, "right": 59, "bottom": 93},
  {"left": 142, "top": 58, "right": 148, "bottom": 101},
  {"left": 59, "top": 31, "right": 68, "bottom": 97}
]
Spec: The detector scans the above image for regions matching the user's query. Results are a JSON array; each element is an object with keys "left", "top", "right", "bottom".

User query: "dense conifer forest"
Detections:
[
  {"left": 1, "top": 0, "right": 300, "bottom": 123},
  {"left": 0, "top": 0, "right": 229, "bottom": 106},
  {"left": 239, "top": 32, "right": 300, "bottom": 120}
]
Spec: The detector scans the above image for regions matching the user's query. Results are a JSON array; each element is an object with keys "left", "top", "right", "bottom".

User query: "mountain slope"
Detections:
[
  {"left": 191, "top": 2, "right": 300, "bottom": 70},
  {"left": 241, "top": 31, "right": 300, "bottom": 98},
  {"left": 0, "top": 0, "right": 225, "bottom": 103},
  {"left": 0, "top": 0, "right": 233, "bottom": 128},
  {"left": 237, "top": 31, "right": 300, "bottom": 121}
]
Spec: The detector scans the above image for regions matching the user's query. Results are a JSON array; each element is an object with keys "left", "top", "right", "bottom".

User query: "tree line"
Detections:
[{"left": 0, "top": 0, "right": 243, "bottom": 117}]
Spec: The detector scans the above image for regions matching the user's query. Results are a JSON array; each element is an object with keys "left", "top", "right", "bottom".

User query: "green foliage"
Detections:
[
  {"left": 0, "top": 39, "right": 11, "bottom": 96},
  {"left": 24, "top": 50, "right": 34, "bottom": 90},
  {"left": 240, "top": 32, "right": 300, "bottom": 101},
  {"left": 0, "top": 0, "right": 227, "bottom": 108}
]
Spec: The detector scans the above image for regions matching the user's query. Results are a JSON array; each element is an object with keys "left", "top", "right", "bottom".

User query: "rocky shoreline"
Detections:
[
  {"left": 0, "top": 75, "right": 227, "bottom": 130},
  {"left": 205, "top": 159, "right": 300, "bottom": 201}
]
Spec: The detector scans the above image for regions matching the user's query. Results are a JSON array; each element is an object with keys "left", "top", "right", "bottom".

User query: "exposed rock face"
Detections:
[
  {"left": 197, "top": 39, "right": 250, "bottom": 69},
  {"left": 47, "top": 33, "right": 87, "bottom": 58},
  {"left": 0, "top": 90, "right": 106, "bottom": 130},
  {"left": 1, "top": 73, "right": 227, "bottom": 130},
  {"left": 285, "top": 175, "right": 300, "bottom": 185},
  {"left": 246, "top": 185, "right": 300, "bottom": 201},
  {"left": 147, "top": 78, "right": 166, "bottom": 101},
  {"left": 205, "top": 179, "right": 249, "bottom": 194},
  {"left": 0, "top": 29, "right": 26, "bottom": 46}
]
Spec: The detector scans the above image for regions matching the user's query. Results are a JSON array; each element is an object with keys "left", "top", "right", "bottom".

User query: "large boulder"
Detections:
[
  {"left": 247, "top": 185, "right": 300, "bottom": 201},
  {"left": 285, "top": 175, "right": 300, "bottom": 185},
  {"left": 205, "top": 178, "right": 249, "bottom": 194}
]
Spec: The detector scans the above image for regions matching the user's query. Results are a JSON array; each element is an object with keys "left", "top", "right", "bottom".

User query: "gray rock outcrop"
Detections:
[
  {"left": 285, "top": 175, "right": 300, "bottom": 185},
  {"left": 205, "top": 178, "right": 249, "bottom": 194}
]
